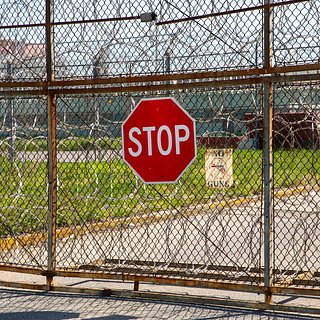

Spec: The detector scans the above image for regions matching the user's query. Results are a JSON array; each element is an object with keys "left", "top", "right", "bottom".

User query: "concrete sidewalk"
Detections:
[
  {"left": 1, "top": 271, "right": 320, "bottom": 319},
  {"left": 1, "top": 286, "right": 320, "bottom": 320}
]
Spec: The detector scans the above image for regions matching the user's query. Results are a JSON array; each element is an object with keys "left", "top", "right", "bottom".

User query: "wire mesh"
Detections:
[
  {"left": 0, "top": 1, "right": 318, "bottom": 81},
  {"left": 0, "top": 96, "right": 48, "bottom": 268},
  {"left": 48, "top": 88, "right": 264, "bottom": 285},
  {"left": 0, "top": 0, "right": 319, "bottom": 296},
  {"left": 273, "top": 82, "right": 320, "bottom": 287},
  {"left": 54, "top": 0, "right": 264, "bottom": 78},
  {"left": 273, "top": 1, "right": 320, "bottom": 66}
]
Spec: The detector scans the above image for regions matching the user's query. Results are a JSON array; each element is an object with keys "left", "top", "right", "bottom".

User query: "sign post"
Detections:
[{"left": 122, "top": 97, "right": 196, "bottom": 184}]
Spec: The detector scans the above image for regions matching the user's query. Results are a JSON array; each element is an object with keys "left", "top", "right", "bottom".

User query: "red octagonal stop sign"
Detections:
[{"left": 122, "top": 97, "right": 197, "bottom": 184}]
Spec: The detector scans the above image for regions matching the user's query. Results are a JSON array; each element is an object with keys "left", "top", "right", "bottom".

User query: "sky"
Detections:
[{"left": 0, "top": 0, "right": 319, "bottom": 78}]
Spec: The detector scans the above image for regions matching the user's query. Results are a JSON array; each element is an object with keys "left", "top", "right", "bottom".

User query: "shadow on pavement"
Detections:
[
  {"left": 0, "top": 311, "right": 80, "bottom": 320},
  {"left": 0, "top": 288, "right": 320, "bottom": 320}
]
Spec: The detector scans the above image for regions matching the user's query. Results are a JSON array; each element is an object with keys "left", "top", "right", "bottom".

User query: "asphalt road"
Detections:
[
  {"left": 1, "top": 186, "right": 319, "bottom": 318},
  {"left": 2, "top": 189, "right": 320, "bottom": 283},
  {"left": 15, "top": 150, "right": 121, "bottom": 162}
]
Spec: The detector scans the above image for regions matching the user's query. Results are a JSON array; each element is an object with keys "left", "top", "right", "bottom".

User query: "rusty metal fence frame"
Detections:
[{"left": 0, "top": 0, "right": 320, "bottom": 312}]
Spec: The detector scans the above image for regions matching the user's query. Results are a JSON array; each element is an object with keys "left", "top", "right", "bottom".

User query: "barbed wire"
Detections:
[
  {"left": 0, "top": 0, "right": 320, "bottom": 288},
  {"left": 0, "top": 0, "right": 319, "bottom": 79}
]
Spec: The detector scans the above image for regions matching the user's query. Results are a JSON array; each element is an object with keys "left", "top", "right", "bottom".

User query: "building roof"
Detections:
[{"left": 0, "top": 39, "right": 45, "bottom": 59}]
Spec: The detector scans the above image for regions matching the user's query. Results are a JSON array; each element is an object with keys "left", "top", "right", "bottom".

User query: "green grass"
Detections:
[
  {"left": 0, "top": 148, "right": 319, "bottom": 236},
  {"left": 0, "top": 137, "right": 121, "bottom": 152}
]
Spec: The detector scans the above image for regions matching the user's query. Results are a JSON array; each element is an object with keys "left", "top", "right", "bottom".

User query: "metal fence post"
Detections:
[
  {"left": 6, "top": 62, "right": 16, "bottom": 162},
  {"left": 263, "top": 0, "right": 274, "bottom": 304},
  {"left": 47, "top": 93, "right": 57, "bottom": 287},
  {"left": 46, "top": 0, "right": 57, "bottom": 289}
]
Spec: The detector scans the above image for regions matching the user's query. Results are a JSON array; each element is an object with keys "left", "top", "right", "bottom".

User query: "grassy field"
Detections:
[
  {"left": 0, "top": 137, "right": 121, "bottom": 153},
  {"left": 0, "top": 147, "right": 319, "bottom": 236}
]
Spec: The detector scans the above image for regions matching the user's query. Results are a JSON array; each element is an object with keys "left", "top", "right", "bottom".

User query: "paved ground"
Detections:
[
  {"left": 1, "top": 271, "right": 320, "bottom": 319},
  {"left": 1, "top": 286, "right": 320, "bottom": 320},
  {"left": 1, "top": 177, "right": 319, "bottom": 319},
  {"left": 3, "top": 188, "right": 319, "bottom": 283}
]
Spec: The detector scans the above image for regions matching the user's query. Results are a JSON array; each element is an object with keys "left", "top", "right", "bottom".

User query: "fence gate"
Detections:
[{"left": 0, "top": 0, "right": 320, "bottom": 312}]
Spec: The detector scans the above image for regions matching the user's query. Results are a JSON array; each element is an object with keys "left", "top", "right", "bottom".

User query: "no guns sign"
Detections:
[{"left": 205, "top": 149, "right": 233, "bottom": 188}]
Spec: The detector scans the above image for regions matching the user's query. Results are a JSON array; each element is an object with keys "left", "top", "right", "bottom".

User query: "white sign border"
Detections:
[{"left": 122, "top": 97, "right": 197, "bottom": 184}]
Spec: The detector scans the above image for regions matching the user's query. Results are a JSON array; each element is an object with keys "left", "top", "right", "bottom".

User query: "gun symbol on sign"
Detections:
[{"left": 210, "top": 163, "right": 225, "bottom": 174}]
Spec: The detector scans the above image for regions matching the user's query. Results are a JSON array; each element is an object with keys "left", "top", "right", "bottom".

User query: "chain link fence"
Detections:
[{"left": 0, "top": 0, "right": 320, "bottom": 307}]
